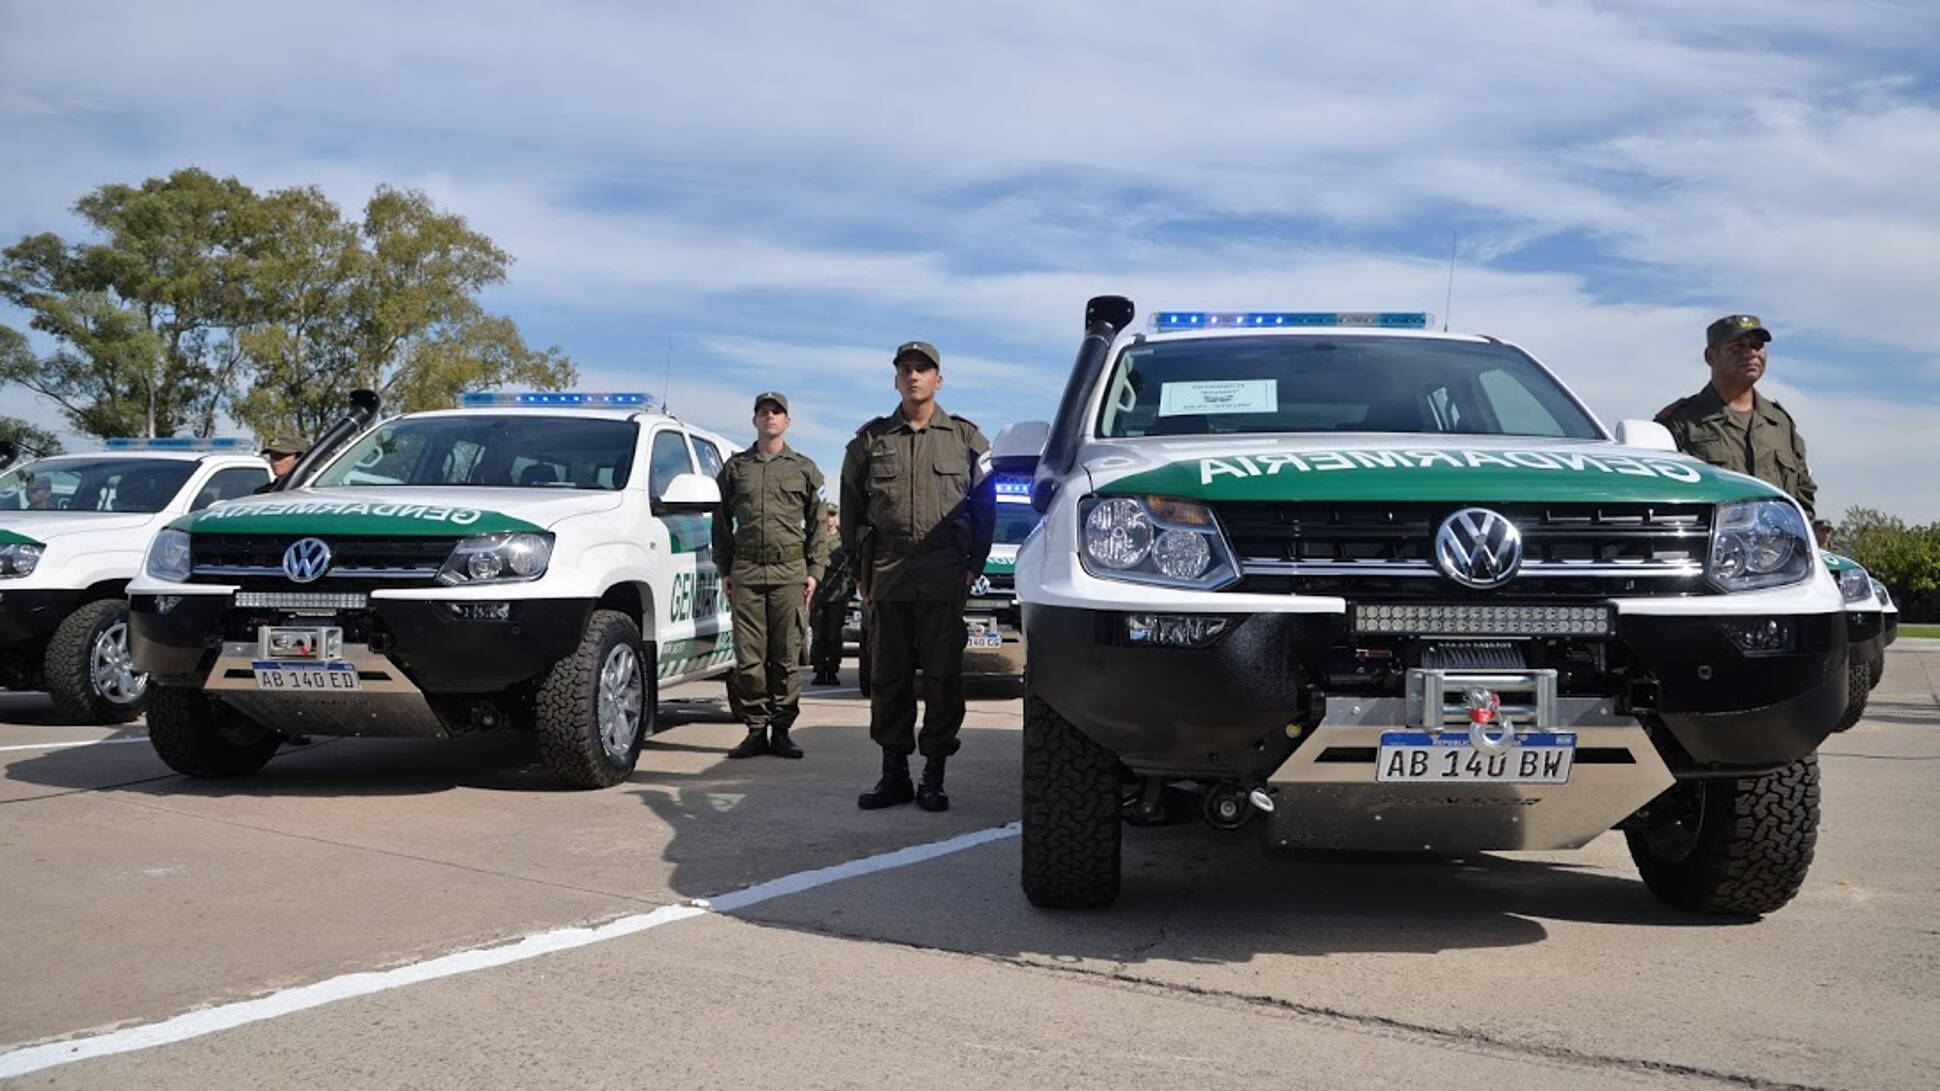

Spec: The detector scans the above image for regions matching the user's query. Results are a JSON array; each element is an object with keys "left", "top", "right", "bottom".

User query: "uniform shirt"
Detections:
[
  {"left": 1656, "top": 384, "right": 1817, "bottom": 519},
  {"left": 812, "top": 544, "right": 856, "bottom": 610},
  {"left": 711, "top": 444, "right": 827, "bottom": 587},
  {"left": 839, "top": 405, "right": 995, "bottom": 601}
]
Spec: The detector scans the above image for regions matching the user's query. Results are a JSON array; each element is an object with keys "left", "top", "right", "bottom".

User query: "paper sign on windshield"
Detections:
[{"left": 1158, "top": 380, "right": 1277, "bottom": 416}]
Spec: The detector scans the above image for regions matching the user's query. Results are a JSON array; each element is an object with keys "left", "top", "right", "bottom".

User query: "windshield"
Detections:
[
  {"left": 0, "top": 457, "right": 196, "bottom": 513},
  {"left": 311, "top": 415, "right": 639, "bottom": 490},
  {"left": 1096, "top": 335, "right": 1602, "bottom": 440},
  {"left": 994, "top": 502, "right": 1040, "bottom": 545}
]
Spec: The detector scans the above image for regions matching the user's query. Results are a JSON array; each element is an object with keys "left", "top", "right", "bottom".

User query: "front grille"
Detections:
[
  {"left": 1216, "top": 501, "right": 1710, "bottom": 599},
  {"left": 190, "top": 534, "right": 449, "bottom": 590}
]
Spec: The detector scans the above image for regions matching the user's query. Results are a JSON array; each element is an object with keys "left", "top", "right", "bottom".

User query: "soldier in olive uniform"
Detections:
[
  {"left": 713, "top": 392, "right": 827, "bottom": 759},
  {"left": 252, "top": 435, "right": 306, "bottom": 494},
  {"left": 840, "top": 341, "right": 995, "bottom": 812},
  {"left": 1656, "top": 314, "right": 1818, "bottom": 519},
  {"left": 808, "top": 503, "right": 853, "bottom": 686}
]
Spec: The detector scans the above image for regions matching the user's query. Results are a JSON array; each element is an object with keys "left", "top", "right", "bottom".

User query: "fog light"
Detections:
[
  {"left": 1718, "top": 617, "right": 1795, "bottom": 653},
  {"left": 1125, "top": 613, "right": 1229, "bottom": 647},
  {"left": 156, "top": 595, "right": 182, "bottom": 614},
  {"left": 446, "top": 601, "right": 512, "bottom": 621}
]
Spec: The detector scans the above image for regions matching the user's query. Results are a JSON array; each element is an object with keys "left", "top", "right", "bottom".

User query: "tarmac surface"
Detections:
[{"left": 2, "top": 646, "right": 1937, "bottom": 1089}]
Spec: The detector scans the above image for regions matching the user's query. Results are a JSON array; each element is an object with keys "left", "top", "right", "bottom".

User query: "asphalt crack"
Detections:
[{"left": 724, "top": 912, "right": 1831, "bottom": 1091}]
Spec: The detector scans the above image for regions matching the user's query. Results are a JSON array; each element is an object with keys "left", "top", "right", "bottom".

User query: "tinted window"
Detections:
[
  {"left": 649, "top": 430, "right": 694, "bottom": 500},
  {"left": 0, "top": 457, "right": 197, "bottom": 513},
  {"left": 994, "top": 502, "right": 1041, "bottom": 545},
  {"left": 190, "top": 466, "right": 272, "bottom": 509},
  {"left": 312, "top": 416, "right": 638, "bottom": 490},
  {"left": 1096, "top": 336, "right": 1600, "bottom": 440},
  {"left": 691, "top": 437, "right": 725, "bottom": 478}
]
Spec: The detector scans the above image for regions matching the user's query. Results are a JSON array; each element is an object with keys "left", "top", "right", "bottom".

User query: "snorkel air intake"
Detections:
[
  {"left": 1032, "top": 295, "right": 1134, "bottom": 513},
  {"left": 280, "top": 389, "right": 381, "bottom": 491}
]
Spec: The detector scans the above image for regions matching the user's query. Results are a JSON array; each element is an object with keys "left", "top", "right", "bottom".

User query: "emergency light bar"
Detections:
[
  {"left": 1151, "top": 312, "right": 1431, "bottom": 332},
  {"left": 994, "top": 476, "right": 1032, "bottom": 503},
  {"left": 103, "top": 437, "right": 253, "bottom": 452},
  {"left": 458, "top": 392, "right": 659, "bottom": 409}
]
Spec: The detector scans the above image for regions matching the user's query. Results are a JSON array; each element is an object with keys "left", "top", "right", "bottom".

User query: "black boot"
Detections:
[
  {"left": 726, "top": 727, "right": 768, "bottom": 759},
  {"left": 858, "top": 751, "right": 915, "bottom": 809},
  {"left": 916, "top": 756, "right": 949, "bottom": 812},
  {"left": 812, "top": 671, "right": 839, "bottom": 686},
  {"left": 769, "top": 724, "right": 804, "bottom": 759}
]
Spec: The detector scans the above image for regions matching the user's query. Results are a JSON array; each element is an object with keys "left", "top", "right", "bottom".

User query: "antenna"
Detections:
[
  {"left": 1442, "top": 230, "right": 1458, "bottom": 333},
  {"left": 662, "top": 337, "right": 673, "bottom": 410}
]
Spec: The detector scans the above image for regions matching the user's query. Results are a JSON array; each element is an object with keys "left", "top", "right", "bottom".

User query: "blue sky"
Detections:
[{"left": 4, "top": 0, "right": 1940, "bottom": 518}]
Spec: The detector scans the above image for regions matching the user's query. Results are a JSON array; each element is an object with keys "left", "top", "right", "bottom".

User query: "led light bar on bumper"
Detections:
[
  {"left": 1353, "top": 603, "right": 1613, "bottom": 637},
  {"left": 1080, "top": 496, "right": 1238, "bottom": 590},
  {"left": 234, "top": 591, "right": 370, "bottom": 610}
]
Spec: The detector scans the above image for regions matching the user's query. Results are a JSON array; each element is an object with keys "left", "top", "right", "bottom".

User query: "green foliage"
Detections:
[
  {"left": 1837, "top": 507, "right": 1940, "bottom": 619},
  {"left": 1, "top": 169, "right": 574, "bottom": 444},
  {"left": 0, "top": 413, "right": 63, "bottom": 459}
]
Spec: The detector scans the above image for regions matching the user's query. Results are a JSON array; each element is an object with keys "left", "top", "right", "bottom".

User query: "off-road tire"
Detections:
[
  {"left": 534, "top": 610, "right": 652, "bottom": 789},
  {"left": 44, "top": 599, "right": 146, "bottom": 724},
  {"left": 1626, "top": 755, "right": 1820, "bottom": 915},
  {"left": 1867, "top": 657, "right": 1884, "bottom": 692},
  {"left": 1832, "top": 659, "right": 1870, "bottom": 732},
  {"left": 146, "top": 685, "right": 280, "bottom": 778},
  {"left": 1021, "top": 677, "right": 1121, "bottom": 908}
]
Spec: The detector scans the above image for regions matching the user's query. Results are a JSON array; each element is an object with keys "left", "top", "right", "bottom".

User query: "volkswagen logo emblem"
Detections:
[
  {"left": 281, "top": 537, "right": 333, "bottom": 584},
  {"left": 1433, "top": 508, "right": 1523, "bottom": 588},
  {"left": 970, "top": 575, "right": 991, "bottom": 597}
]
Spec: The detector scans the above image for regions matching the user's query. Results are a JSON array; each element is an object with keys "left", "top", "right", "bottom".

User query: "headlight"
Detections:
[
  {"left": 0, "top": 542, "right": 44, "bottom": 578},
  {"left": 1872, "top": 578, "right": 1893, "bottom": 608},
  {"left": 1837, "top": 566, "right": 1872, "bottom": 604},
  {"left": 144, "top": 529, "right": 191, "bottom": 583},
  {"left": 1079, "top": 496, "right": 1236, "bottom": 590},
  {"left": 1706, "top": 498, "right": 1810, "bottom": 592},
  {"left": 438, "top": 532, "right": 554, "bottom": 585}
]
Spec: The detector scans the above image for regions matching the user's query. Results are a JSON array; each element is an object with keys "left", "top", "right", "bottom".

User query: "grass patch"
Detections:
[{"left": 1902, "top": 623, "right": 1940, "bottom": 640}]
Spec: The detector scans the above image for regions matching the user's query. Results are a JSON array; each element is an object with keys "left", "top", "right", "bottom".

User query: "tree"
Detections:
[
  {"left": 1838, "top": 506, "right": 1940, "bottom": 619},
  {"left": 2, "top": 170, "right": 574, "bottom": 444},
  {"left": 0, "top": 168, "right": 258, "bottom": 438},
  {"left": 230, "top": 186, "right": 574, "bottom": 439}
]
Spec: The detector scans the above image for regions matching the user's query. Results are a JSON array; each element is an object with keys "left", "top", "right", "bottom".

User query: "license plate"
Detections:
[
  {"left": 251, "top": 661, "right": 362, "bottom": 692},
  {"left": 1376, "top": 731, "right": 1575, "bottom": 784},
  {"left": 966, "top": 632, "right": 1003, "bottom": 649}
]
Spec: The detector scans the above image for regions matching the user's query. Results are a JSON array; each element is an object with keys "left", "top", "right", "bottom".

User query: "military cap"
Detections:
[
  {"left": 1706, "top": 314, "right": 1772, "bottom": 349},
  {"left": 893, "top": 341, "right": 941, "bottom": 368},
  {"left": 260, "top": 434, "right": 305, "bottom": 456},
  {"left": 752, "top": 391, "right": 790, "bottom": 414}
]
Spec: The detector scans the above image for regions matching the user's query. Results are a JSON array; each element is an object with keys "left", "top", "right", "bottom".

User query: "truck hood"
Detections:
[
  {"left": 1, "top": 510, "right": 162, "bottom": 544},
  {"left": 1084, "top": 434, "right": 1781, "bottom": 506},
  {"left": 171, "top": 486, "right": 624, "bottom": 537},
  {"left": 984, "top": 543, "right": 1019, "bottom": 574}
]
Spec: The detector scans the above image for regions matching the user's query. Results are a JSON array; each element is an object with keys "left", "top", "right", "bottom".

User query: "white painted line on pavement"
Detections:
[
  {"left": 0, "top": 738, "right": 149, "bottom": 754},
  {"left": 0, "top": 821, "right": 1022, "bottom": 1078}
]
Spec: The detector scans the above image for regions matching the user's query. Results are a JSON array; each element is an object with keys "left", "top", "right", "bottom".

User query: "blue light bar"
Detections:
[
  {"left": 1151, "top": 311, "right": 1431, "bottom": 332},
  {"left": 458, "top": 391, "right": 659, "bottom": 409},
  {"left": 103, "top": 437, "right": 253, "bottom": 452},
  {"left": 994, "top": 475, "right": 1031, "bottom": 502}
]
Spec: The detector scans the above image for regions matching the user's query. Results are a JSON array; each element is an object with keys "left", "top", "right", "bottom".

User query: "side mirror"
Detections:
[
  {"left": 1614, "top": 419, "right": 1678, "bottom": 452},
  {"left": 654, "top": 472, "right": 721, "bottom": 513}
]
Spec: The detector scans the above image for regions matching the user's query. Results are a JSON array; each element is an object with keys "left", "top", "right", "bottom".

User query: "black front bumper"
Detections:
[
  {"left": 1026, "top": 605, "right": 1845, "bottom": 776},
  {"left": 0, "top": 589, "right": 85, "bottom": 651},
  {"left": 1846, "top": 610, "right": 1886, "bottom": 667},
  {"left": 130, "top": 593, "right": 592, "bottom": 693}
]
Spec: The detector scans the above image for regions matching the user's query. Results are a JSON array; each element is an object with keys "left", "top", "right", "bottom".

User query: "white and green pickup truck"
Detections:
[
  {"left": 0, "top": 439, "right": 271, "bottom": 723},
  {"left": 1823, "top": 551, "right": 1893, "bottom": 731},
  {"left": 126, "top": 392, "right": 736, "bottom": 788},
  {"left": 1017, "top": 299, "right": 1846, "bottom": 916}
]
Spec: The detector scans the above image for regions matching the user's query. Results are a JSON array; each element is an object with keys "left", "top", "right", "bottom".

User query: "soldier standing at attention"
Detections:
[
  {"left": 713, "top": 392, "right": 826, "bottom": 760},
  {"left": 841, "top": 341, "right": 994, "bottom": 812},
  {"left": 808, "top": 502, "right": 853, "bottom": 686},
  {"left": 1656, "top": 314, "right": 1818, "bottom": 519}
]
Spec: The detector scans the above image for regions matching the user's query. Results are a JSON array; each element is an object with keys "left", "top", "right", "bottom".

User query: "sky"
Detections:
[{"left": 3, "top": 0, "right": 1939, "bottom": 519}]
